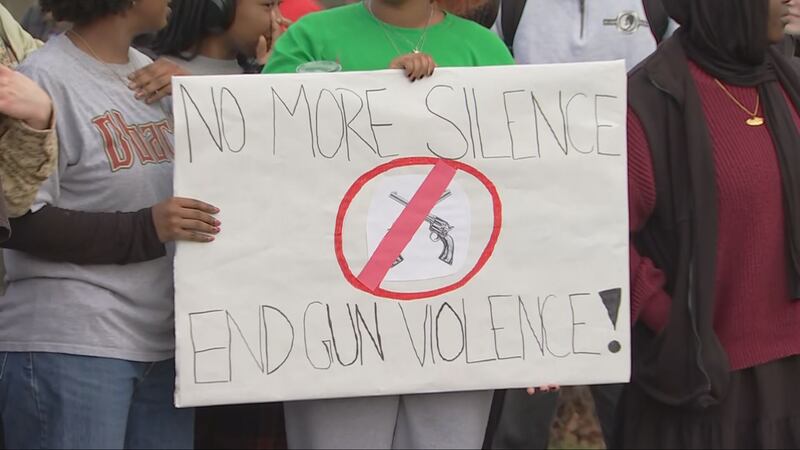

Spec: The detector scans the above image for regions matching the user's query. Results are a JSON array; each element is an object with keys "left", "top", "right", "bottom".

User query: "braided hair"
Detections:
[{"left": 149, "top": 0, "right": 218, "bottom": 60}]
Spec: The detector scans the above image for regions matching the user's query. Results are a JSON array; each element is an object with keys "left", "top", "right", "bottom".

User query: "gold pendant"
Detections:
[{"left": 746, "top": 116, "right": 764, "bottom": 126}]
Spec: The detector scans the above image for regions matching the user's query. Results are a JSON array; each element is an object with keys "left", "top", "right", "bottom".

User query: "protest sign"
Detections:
[{"left": 172, "top": 62, "right": 629, "bottom": 407}]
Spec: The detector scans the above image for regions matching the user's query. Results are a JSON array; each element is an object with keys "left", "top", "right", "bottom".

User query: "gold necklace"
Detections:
[
  {"left": 714, "top": 79, "right": 764, "bottom": 127},
  {"left": 67, "top": 30, "right": 172, "bottom": 125},
  {"left": 68, "top": 30, "right": 133, "bottom": 88},
  {"left": 365, "top": 0, "right": 435, "bottom": 55}
]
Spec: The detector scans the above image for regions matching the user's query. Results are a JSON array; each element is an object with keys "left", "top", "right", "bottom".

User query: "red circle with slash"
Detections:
[{"left": 334, "top": 157, "right": 502, "bottom": 301}]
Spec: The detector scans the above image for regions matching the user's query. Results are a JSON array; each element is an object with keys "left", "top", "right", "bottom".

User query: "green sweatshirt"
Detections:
[{"left": 264, "top": 2, "right": 514, "bottom": 74}]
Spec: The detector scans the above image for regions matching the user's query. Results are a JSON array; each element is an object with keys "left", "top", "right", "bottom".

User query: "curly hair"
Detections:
[{"left": 40, "top": 0, "right": 135, "bottom": 25}]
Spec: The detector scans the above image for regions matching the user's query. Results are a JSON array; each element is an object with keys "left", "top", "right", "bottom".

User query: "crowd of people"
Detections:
[{"left": 0, "top": 0, "right": 799, "bottom": 449}]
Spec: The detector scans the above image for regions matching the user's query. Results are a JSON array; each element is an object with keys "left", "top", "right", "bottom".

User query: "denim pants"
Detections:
[{"left": 0, "top": 352, "right": 194, "bottom": 450}]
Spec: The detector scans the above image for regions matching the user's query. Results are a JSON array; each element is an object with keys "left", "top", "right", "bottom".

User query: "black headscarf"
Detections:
[
  {"left": 664, "top": 0, "right": 770, "bottom": 76},
  {"left": 663, "top": 0, "right": 800, "bottom": 294}
]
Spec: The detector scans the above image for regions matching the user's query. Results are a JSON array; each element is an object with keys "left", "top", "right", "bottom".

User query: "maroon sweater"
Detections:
[{"left": 629, "top": 61, "right": 800, "bottom": 371}]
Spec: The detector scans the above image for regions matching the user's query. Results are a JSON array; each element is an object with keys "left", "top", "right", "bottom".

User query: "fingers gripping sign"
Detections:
[
  {"left": 152, "top": 197, "right": 221, "bottom": 243},
  {"left": 390, "top": 52, "right": 436, "bottom": 81}
]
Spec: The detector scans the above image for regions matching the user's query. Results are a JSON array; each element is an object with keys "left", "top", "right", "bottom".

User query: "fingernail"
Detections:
[
  {"left": 213, "top": 227, "right": 221, "bottom": 233},
  {"left": 207, "top": 236, "right": 215, "bottom": 242},
  {"left": 214, "top": 219, "right": 221, "bottom": 226},
  {"left": 214, "top": 207, "right": 221, "bottom": 213}
]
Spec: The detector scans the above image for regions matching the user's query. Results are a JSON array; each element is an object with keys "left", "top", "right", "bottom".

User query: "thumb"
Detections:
[
  {"left": 256, "top": 35, "right": 269, "bottom": 66},
  {"left": 389, "top": 56, "right": 406, "bottom": 70}
]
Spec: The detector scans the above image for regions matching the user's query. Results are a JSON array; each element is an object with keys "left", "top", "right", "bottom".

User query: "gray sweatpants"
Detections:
[{"left": 285, "top": 390, "right": 494, "bottom": 449}]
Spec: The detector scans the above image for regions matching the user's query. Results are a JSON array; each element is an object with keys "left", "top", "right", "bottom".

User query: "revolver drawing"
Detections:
[{"left": 389, "top": 192, "right": 455, "bottom": 265}]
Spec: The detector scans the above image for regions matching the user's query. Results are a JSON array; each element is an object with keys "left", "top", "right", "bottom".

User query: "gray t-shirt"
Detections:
[
  {"left": 166, "top": 54, "right": 244, "bottom": 76},
  {"left": 0, "top": 34, "right": 176, "bottom": 362}
]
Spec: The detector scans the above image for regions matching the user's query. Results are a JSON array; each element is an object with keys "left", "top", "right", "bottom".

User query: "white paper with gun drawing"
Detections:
[
  {"left": 366, "top": 175, "right": 471, "bottom": 282},
  {"left": 172, "top": 62, "right": 630, "bottom": 408}
]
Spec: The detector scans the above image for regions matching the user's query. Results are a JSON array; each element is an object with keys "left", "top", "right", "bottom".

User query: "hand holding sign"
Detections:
[
  {"left": 527, "top": 385, "right": 561, "bottom": 395},
  {"left": 390, "top": 52, "right": 436, "bottom": 81},
  {"left": 151, "top": 197, "right": 221, "bottom": 243}
]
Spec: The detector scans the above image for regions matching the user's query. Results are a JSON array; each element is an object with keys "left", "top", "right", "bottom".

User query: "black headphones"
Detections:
[{"left": 204, "top": 0, "right": 237, "bottom": 34}]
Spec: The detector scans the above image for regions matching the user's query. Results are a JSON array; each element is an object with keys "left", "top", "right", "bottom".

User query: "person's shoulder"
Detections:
[
  {"left": 18, "top": 33, "right": 70, "bottom": 68},
  {"left": 444, "top": 15, "right": 514, "bottom": 64},
  {"left": 292, "top": 3, "right": 363, "bottom": 28},
  {"left": 446, "top": 14, "right": 495, "bottom": 33},
  {"left": 17, "top": 34, "right": 82, "bottom": 92},
  {"left": 445, "top": 14, "right": 506, "bottom": 46},
  {"left": 130, "top": 46, "right": 155, "bottom": 67},
  {"left": 276, "top": 3, "right": 364, "bottom": 49},
  {"left": 16, "top": 34, "right": 65, "bottom": 75}
]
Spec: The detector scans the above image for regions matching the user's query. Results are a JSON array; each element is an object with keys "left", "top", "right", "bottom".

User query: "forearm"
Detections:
[
  {"left": 630, "top": 246, "right": 671, "bottom": 332},
  {"left": 3, "top": 205, "right": 166, "bottom": 265},
  {"left": 628, "top": 109, "right": 672, "bottom": 333},
  {"left": 0, "top": 116, "right": 57, "bottom": 217}
]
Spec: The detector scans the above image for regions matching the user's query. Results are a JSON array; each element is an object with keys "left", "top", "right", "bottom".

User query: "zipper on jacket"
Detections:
[{"left": 687, "top": 261, "right": 713, "bottom": 396}]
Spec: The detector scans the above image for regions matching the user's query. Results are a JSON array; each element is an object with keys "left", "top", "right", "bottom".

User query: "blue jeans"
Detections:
[{"left": 0, "top": 353, "right": 194, "bottom": 449}]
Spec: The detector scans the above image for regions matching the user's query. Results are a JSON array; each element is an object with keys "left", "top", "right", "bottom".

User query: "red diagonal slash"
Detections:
[{"left": 357, "top": 159, "right": 457, "bottom": 291}]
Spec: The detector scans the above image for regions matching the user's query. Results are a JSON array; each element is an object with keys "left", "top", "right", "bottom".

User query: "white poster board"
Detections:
[{"left": 172, "top": 62, "right": 630, "bottom": 408}]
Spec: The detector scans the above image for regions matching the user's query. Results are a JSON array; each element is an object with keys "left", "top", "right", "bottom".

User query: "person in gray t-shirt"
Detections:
[
  {"left": 123, "top": 0, "right": 290, "bottom": 107},
  {"left": 0, "top": 1, "right": 221, "bottom": 448}
]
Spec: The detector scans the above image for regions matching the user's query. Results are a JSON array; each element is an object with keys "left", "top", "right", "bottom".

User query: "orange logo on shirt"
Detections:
[{"left": 92, "top": 110, "right": 174, "bottom": 172}]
